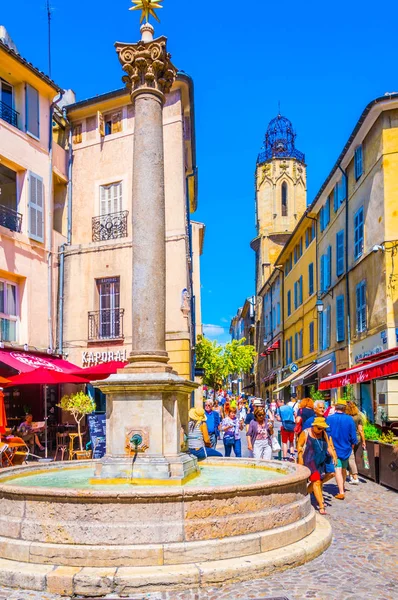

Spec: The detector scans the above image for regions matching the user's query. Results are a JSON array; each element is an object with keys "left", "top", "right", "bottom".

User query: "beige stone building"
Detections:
[{"left": 61, "top": 74, "right": 203, "bottom": 382}]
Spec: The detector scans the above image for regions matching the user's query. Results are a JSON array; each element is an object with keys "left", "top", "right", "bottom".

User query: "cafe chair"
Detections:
[
  {"left": 0, "top": 442, "right": 9, "bottom": 467},
  {"left": 54, "top": 432, "right": 69, "bottom": 462},
  {"left": 4, "top": 438, "right": 30, "bottom": 466},
  {"left": 68, "top": 433, "right": 80, "bottom": 460}
]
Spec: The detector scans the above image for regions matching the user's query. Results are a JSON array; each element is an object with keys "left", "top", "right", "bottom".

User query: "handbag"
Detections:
[
  {"left": 223, "top": 435, "right": 235, "bottom": 447},
  {"left": 271, "top": 436, "right": 281, "bottom": 452}
]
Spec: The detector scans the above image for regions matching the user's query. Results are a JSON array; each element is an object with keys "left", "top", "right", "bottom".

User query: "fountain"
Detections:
[{"left": 0, "top": 3, "right": 331, "bottom": 596}]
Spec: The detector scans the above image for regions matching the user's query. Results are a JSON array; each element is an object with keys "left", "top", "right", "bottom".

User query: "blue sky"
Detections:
[{"left": 3, "top": 1, "right": 398, "bottom": 345}]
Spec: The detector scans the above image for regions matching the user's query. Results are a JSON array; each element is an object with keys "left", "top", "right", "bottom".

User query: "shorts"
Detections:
[
  {"left": 281, "top": 428, "right": 295, "bottom": 444},
  {"left": 336, "top": 457, "right": 349, "bottom": 469},
  {"left": 309, "top": 470, "right": 321, "bottom": 482}
]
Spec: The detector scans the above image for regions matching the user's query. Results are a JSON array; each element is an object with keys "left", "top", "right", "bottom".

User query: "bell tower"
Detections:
[{"left": 251, "top": 114, "right": 307, "bottom": 292}]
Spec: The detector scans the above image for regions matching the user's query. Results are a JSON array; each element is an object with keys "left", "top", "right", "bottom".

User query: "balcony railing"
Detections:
[
  {"left": 88, "top": 308, "right": 125, "bottom": 341},
  {"left": 0, "top": 101, "right": 19, "bottom": 129},
  {"left": 92, "top": 210, "right": 128, "bottom": 242},
  {"left": 0, "top": 205, "right": 22, "bottom": 233}
]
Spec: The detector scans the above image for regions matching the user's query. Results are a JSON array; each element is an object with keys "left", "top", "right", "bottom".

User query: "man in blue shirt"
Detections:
[
  {"left": 327, "top": 401, "right": 357, "bottom": 500},
  {"left": 204, "top": 400, "right": 220, "bottom": 449}
]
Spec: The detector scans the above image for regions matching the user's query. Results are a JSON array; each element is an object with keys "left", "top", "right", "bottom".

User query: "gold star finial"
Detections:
[{"left": 130, "top": 0, "right": 163, "bottom": 23}]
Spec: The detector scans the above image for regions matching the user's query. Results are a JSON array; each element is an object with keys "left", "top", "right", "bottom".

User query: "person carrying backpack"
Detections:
[{"left": 276, "top": 398, "right": 297, "bottom": 461}]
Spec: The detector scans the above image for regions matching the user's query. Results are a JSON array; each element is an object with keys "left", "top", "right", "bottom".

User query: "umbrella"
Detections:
[
  {"left": 77, "top": 361, "right": 128, "bottom": 381},
  {"left": 0, "top": 390, "right": 7, "bottom": 435},
  {"left": 6, "top": 368, "right": 88, "bottom": 457}
]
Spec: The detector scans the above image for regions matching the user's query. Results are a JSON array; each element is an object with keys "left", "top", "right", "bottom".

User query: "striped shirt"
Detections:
[{"left": 187, "top": 421, "right": 205, "bottom": 449}]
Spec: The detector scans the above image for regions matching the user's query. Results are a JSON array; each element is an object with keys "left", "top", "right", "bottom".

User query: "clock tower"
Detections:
[{"left": 251, "top": 114, "right": 307, "bottom": 293}]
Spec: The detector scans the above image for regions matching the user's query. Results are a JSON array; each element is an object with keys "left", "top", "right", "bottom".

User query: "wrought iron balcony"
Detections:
[
  {"left": 88, "top": 308, "right": 125, "bottom": 341},
  {"left": 0, "top": 101, "right": 19, "bottom": 129},
  {"left": 0, "top": 205, "right": 22, "bottom": 233},
  {"left": 92, "top": 210, "right": 128, "bottom": 242}
]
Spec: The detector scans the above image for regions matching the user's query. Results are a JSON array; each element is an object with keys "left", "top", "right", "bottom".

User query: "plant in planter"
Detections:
[
  {"left": 58, "top": 392, "right": 96, "bottom": 451},
  {"left": 310, "top": 386, "right": 324, "bottom": 401},
  {"left": 363, "top": 421, "right": 381, "bottom": 441}
]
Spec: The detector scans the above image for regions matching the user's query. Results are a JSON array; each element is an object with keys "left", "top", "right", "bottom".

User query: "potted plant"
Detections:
[
  {"left": 58, "top": 392, "right": 96, "bottom": 460},
  {"left": 378, "top": 430, "right": 398, "bottom": 491},
  {"left": 355, "top": 420, "right": 381, "bottom": 482}
]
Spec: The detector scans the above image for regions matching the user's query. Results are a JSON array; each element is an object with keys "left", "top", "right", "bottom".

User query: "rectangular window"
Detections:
[
  {"left": 276, "top": 302, "right": 281, "bottom": 325},
  {"left": 354, "top": 207, "right": 364, "bottom": 259},
  {"left": 356, "top": 280, "right": 367, "bottom": 332},
  {"left": 309, "top": 321, "right": 314, "bottom": 353},
  {"left": 97, "top": 276, "right": 121, "bottom": 339},
  {"left": 326, "top": 246, "right": 332, "bottom": 290},
  {"left": 299, "top": 275, "right": 303, "bottom": 305},
  {"left": 28, "top": 172, "right": 44, "bottom": 242},
  {"left": 0, "top": 280, "right": 18, "bottom": 342},
  {"left": 73, "top": 123, "right": 82, "bottom": 144},
  {"left": 308, "top": 262, "right": 314, "bottom": 296},
  {"left": 25, "top": 84, "right": 40, "bottom": 138},
  {"left": 294, "top": 332, "right": 298, "bottom": 360},
  {"left": 287, "top": 290, "right": 291, "bottom": 316},
  {"left": 355, "top": 145, "right": 363, "bottom": 180},
  {"left": 305, "top": 228, "right": 309, "bottom": 248},
  {"left": 320, "top": 254, "right": 325, "bottom": 293},
  {"left": 319, "top": 206, "right": 324, "bottom": 232},
  {"left": 285, "top": 339, "right": 289, "bottom": 364},
  {"left": 100, "top": 182, "right": 123, "bottom": 215},
  {"left": 294, "top": 281, "right": 298, "bottom": 310},
  {"left": 324, "top": 197, "right": 330, "bottom": 228},
  {"left": 325, "top": 306, "right": 331, "bottom": 349},
  {"left": 336, "top": 295, "right": 345, "bottom": 342},
  {"left": 104, "top": 111, "right": 122, "bottom": 136},
  {"left": 336, "top": 230, "right": 344, "bottom": 277},
  {"left": 333, "top": 184, "right": 339, "bottom": 212}
]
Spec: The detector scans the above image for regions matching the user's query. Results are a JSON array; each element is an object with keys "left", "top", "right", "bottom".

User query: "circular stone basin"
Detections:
[{"left": 0, "top": 458, "right": 331, "bottom": 597}]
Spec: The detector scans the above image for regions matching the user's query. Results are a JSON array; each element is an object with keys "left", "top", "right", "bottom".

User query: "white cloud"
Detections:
[{"left": 203, "top": 324, "right": 230, "bottom": 344}]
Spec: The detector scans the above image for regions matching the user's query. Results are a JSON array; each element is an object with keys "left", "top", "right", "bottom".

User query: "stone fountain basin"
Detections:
[{"left": 0, "top": 458, "right": 317, "bottom": 568}]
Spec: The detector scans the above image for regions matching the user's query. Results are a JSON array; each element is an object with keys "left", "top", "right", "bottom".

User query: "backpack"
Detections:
[{"left": 278, "top": 405, "right": 296, "bottom": 432}]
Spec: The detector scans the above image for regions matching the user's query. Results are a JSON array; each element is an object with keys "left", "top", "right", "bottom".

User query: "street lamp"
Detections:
[{"left": 316, "top": 298, "right": 324, "bottom": 313}]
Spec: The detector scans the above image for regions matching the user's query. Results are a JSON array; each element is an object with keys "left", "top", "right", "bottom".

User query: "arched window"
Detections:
[{"left": 281, "top": 182, "right": 288, "bottom": 216}]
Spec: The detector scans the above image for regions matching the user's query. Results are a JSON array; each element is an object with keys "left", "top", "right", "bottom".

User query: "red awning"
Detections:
[
  {"left": 0, "top": 350, "right": 82, "bottom": 374},
  {"left": 319, "top": 354, "right": 398, "bottom": 390},
  {"left": 77, "top": 361, "right": 128, "bottom": 380},
  {"left": 260, "top": 339, "right": 281, "bottom": 357},
  {"left": 6, "top": 368, "right": 88, "bottom": 386}
]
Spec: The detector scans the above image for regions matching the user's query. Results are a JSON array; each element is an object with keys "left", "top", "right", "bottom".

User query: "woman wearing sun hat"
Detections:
[
  {"left": 187, "top": 407, "right": 223, "bottom": 461},
  {"left": 297, "top": 417, "right": 337, "bottom": 515}
]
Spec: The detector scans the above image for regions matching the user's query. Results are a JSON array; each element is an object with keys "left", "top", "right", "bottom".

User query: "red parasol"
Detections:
[
  {"left": 0, "top": 390, "right": 7, "bottom": 434},
  {"left": 6, "top": 368, "right": 88, "bottom": 386},
  {"left": 76, "top": 361, "right": 128, "bottom": 381}
]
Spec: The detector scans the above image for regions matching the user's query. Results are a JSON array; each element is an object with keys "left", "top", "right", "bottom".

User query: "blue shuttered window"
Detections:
[
  {"left": 319, "top": 206, "right": 324, "bottom": 232},
  {"left": 355, "top": 145, "right": 363, "bottom": 180},
  {"left": 336, "top": 230, "right": 344, "bottom": 277},
  {"left": 294, "top": 281, "right": 298, "bottom": 310},
  {"left": 356, "top": 280, "right": 367, "bottom": 332},
  {"left": 287, "top": 290, "right": 291, "bottom": 316},
  {"left": 336, "top": 295, "right": 345, "bottom": 342},
  {"left": 299, "top": 329, "right": 303, "bottom": 358},
  {"left": 324, "top": 197, "right": 330, "bottom": 228},
  {"left": 309, "top": 321, "right": 314, "bottom": 353},
  {"left": 354, "top": 207, "right": 364, "bottom": 259},
  {"left": 299, "top": 275, "right": 303, "bottom": 305},
  {"left": 319, "top": 306, "right": 331, "bottom": 351},
  {"left": 308, "top": 263, "right": 314, "bottom": 296},
  {"left": 325, "top": 306, "right": 331, "bottom": 349},
  {"left": 320, "top": 254, "right": 325, "bottom": 293},
  {"left": 326, "top": 245, "right": 332, "bottom": 289},
  {"left": 277, "top": 302, "right": 281, "bottom": 325},
  {"left": 294, "top": 332, "right": 298, "bottom": 359},
  {"left": 285, "top": 340, "right": 289, "bottom": 364}
]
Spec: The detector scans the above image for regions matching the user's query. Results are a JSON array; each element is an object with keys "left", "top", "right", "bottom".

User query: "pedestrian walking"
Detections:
[
  {"left": 303, "top": 399, "right": 327, "bottom": 430},
  {"left": 246, "top": 406, "right": 274, "bottom": 460},
  {"left": 297, "top": 417, "right": 337, "bottom": 515},
  {"left": 346, "top": 401, "right": 366, "bottom": 485},
  {"left": 187, "top": 407, "right": 222, "bottom": 461},
  {"left": 221, "top": 406, "right": 243, "bottom": 457},
  {"left": 276, "top": 399, "right": 296, "bottom": 461},
  {"left": 204, "top": 400, "right": 220, "bottom": 449},
  {"left": 296, "top": 398, "right": 315, "bottom": 430},
  {"left": 326, "top": 401, "right": 357, "bottom": 500}
]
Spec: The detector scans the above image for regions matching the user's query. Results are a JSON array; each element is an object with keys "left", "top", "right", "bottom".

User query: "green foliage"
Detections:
[
  {"left": 309, "top": 385, "right": 324, "bottom": 401},
  {"left": 341, "top": 384, "right": 355, "bottom": 404},
  {"left": 58, "top": 392, "right": 96, "bottom": 451},
  {"left": 195, "top": 335, "right": 256, "bottom": 391},
  {"left": 363, "top": 421, "right": 382, "bottom": 441},
  {"left": 379, "top": 430, "right": 398, "bottom": 445}
]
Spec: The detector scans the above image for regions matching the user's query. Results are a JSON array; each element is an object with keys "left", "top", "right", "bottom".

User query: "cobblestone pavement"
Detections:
[{"left": 0, "top": 467, "right": 396, "bottom": 599}]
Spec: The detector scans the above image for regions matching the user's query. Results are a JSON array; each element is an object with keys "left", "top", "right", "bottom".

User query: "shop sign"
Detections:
[
  {"left": 82, "top": 349, "right": 128, "bottom": 366},
  {"left": 354, "top": 346, "right": 383, "bottom": 364}
]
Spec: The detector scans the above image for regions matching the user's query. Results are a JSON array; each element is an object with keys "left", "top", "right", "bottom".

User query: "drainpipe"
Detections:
[
  {"left": 47, "top": 91, "right": 64, "bottom": 353},
  {"left": 338, "top": 164, "right": 352, "bottom": 367},
  {"left": 57, "top": 115, "right": 72, "bottom": 355},
  {"left": 186, "top": 169, "right": 197, "bottom": 384}
]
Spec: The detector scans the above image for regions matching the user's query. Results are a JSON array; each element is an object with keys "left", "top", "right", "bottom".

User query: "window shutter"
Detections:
[
  {"left": 326, "top": 306, "right": 331, "bottom": 348},
  {"left": 294, "top": 332, "right": 298, "bottom": 359},
  {"left": 305, "top": 229, "right": 309, "bottom": 248},
  {"left": 355, "top": 146, "right": 363, "bottom": 180},
  {"left": 299, "top": 275, "right": 303, "bottom": 305},
  {"left": 320, "top": 255, "right": 325, "bottom": 292},
  {"left": 308, "top": 263, "right": 314, "bottom": 296},
  {"left": 326, "top": 245, "right": 332, "bottom": 289},
  {"left": 97, "top": 111, "right": 105, "bottom": 137},
  {"left": 285, "top": 340, "right": 289, "bottom": 364},
  {"left": 325, "top": 198, "right": 330, "bottom": 227},
  {"left": 287, "top": 290, "right": 291, "bottom": 316},
  {"left": 361, "top": 282, "right": 366, "bottom": 331},
  {"left": 356, "top": 284, "right": 361, "bottom": 332},
  {"left": 336, "top": 295, "right": 345, "bottom": 342},
  {"left": 336, "top": 230, "right": 344, "bottom": 276},
  {"left": 26, "top": 84, "right": 40, "bottom": 138},
  {"left": 319, "top": 311, "right": 324, "bottom": 350},
  {"left": 309, "top": 321, "right": 314, "bottom": 353},
  {"left": 320, "top": 206, "right": 324, "bottom": 232},
  {"left": 28, "top": 172, "right": 44, "bottom": 242},
  {"left": 111, "top": 111, "right": 122, "bottom": 134},
  {"left": 333, "top": 184, "right": 338, "bottom": 211},
  {"left": 277, "top": 302, "right": 281, "bottom": 325},
  {"left": 294, "top": 281, "right": 297, "bottom": 309}
]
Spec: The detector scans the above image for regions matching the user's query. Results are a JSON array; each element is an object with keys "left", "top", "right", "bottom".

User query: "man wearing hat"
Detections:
[
  {"left": 326, "top": 400, "right": 357, "bottom": 500},
  {"left": 297, "top": 417, "right": 337, "bottom": 514}
]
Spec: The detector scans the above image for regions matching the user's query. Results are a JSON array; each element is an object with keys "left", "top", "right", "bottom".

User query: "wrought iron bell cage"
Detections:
[{"left": 257, "top": 114, "right": 305, "bottom": 165}]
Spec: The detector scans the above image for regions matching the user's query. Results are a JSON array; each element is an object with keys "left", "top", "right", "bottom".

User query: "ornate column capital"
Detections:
[{"left": 115, "top": 35, "right": 177, "bottom": 102}]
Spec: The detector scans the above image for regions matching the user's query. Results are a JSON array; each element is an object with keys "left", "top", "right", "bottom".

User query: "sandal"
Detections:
[
  {"left": 334, "top": 493, "right": 345, "bottom": 500},
  {"left": 319, "top": 507, "right": 327, "bottom": 515}
]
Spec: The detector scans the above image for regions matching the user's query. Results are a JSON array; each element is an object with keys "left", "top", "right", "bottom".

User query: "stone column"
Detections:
[{"left": 116, "top": 24, "right": 177, "bottom": 372}]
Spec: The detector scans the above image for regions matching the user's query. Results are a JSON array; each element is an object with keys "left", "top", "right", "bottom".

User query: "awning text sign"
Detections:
[
  {"left": 319, "top": 354, "right": 398, "bottom": 390},
  {"left": 82, "top": 349, "right": 128, "bottom": 367}
]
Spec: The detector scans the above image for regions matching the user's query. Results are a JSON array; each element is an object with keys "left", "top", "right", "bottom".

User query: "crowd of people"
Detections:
[{"left": 186, "top": 391, "right": 365, "bottom": 515}]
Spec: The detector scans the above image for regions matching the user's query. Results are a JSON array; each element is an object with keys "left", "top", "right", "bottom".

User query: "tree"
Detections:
[
  {"left": 58, "top": 392, "right": 96, "bottom": 451},
  {"left": 195, "top": 335, "right": 256, "bottom": 391}
]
